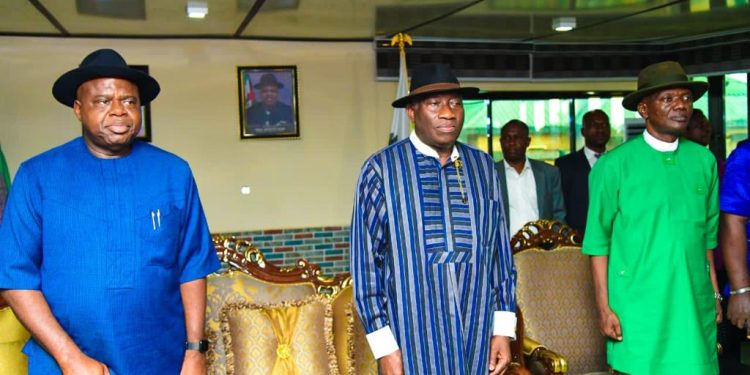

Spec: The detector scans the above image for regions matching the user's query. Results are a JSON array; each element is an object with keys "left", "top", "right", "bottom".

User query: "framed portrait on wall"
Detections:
[
  {"left": 238, "top": 66, "right": 299, "bottom": 139},
  {"left": 130, "top": 65, "right": 152, "bottom": 142}
]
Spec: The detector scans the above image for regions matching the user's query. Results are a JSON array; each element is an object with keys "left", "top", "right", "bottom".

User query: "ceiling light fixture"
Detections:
[
  {"left": 552, "top": 17, "right": 576, "bottom": 32},
  {"left": 186, "top": 0, "right": 208, "bottom": 19}
]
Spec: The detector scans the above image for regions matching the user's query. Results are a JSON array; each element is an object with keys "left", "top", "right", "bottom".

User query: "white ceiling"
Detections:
[{"left": 2, "top": 0, "right": 749, "bottom": 44}]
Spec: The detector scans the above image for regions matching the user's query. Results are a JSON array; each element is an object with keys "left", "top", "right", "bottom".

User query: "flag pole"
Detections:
[
  {"left": 390, "top": 32, "right": 412, "bottom": 52},
  {"left": 388, "top": 33, "right": 413, "bottom": 145}
]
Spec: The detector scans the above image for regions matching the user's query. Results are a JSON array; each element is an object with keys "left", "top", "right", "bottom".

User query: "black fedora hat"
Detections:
[
  {"left": 253, "top": 73, "right": 284, "bottom": 89},
  {"left": 392, "top": 64, "right": 479, "bottom": 108},
  {"left": 52, "top": 49, "right": 160, "bottom": 107},
  {"left": 622, "top": 61, "right": 708, "bottom": 111}
]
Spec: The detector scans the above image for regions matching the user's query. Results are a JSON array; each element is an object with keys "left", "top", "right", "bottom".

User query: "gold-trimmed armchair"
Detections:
[
  {"left": 209, "top": 236, "right": 531, "bottom": 375},
  {"left": 510, "top": 220, "right": 608, "bottom": 375},
  {"left": 208, "top": 236, "right": 377, "bottom": 375}
]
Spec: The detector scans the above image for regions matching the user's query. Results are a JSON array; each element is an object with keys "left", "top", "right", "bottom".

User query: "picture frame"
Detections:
[
  {"left": 130, "top": 65, "right": 152, "bottom": 142},
  {"left": 238, "top": 66, "right": 299, "bottom": 139}
]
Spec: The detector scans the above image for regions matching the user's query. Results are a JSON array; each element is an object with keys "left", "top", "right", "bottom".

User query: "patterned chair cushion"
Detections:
[
  {"left": 0, "top": 307, "right": 29, "bottom": 375},
  {"left": 331, "top": 286, "right": 353, "bottom": 375},
  {"left": 206, "top": 271, "right": 316, "bottom": 374},
  {"left": 221, "top": 295, "right": 338, "bottom": 375},
  {"left": 350, "top": 307, "right": 378, "bottom": 375},
  {"left": 514, "top": 246, "right": 607, "bottom": 373}
]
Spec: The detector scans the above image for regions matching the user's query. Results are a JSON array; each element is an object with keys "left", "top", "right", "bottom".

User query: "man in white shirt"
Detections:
[
  {"left": 495, "top": 119, "right": 566, "bottom": 236},
  {"left": 555, "top": 109, "right": 611, "bottom": 237}
]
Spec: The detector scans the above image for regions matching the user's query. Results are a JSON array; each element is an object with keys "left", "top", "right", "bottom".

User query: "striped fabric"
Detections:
[{"left": 350, "top": 138, "right": 517, "bottom": 374}]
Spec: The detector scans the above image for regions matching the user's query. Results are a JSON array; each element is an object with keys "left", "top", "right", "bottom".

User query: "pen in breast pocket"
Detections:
[
  {"left": 157, "top": 209, "right": 161, "bottom": 228},
  {"left": 151, "top": 211, "right": 156, "bottom": 230}
]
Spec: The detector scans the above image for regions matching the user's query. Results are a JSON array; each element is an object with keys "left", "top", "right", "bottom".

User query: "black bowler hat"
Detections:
[
  {"left": 622, "top": 61, "right": 708, "bottom": 111},
  {"left": 391, "top": 63, "right": 479, "bottom": 108},
  {"left": 253, "top": 73, "right": 284, "bottom": 89},
  {"left": 52, "top": 49, "right": 160, "bottom": 107}
]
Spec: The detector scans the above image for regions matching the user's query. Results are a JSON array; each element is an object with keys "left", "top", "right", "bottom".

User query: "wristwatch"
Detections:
[{"left": 185, "top": 340, "right": 209, "bottom": 353}]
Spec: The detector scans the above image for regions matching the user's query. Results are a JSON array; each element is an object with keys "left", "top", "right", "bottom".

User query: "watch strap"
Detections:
[{"left": 185, "top": 339, "right": 209, "bottom": 353}]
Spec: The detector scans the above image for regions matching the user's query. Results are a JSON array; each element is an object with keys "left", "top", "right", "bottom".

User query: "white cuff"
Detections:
[
  {"left": 493, "top": 311, "right": 517, "bottom": 340},
  {"left": 365, "top": 325, "right": 400, "bottom": 359}
]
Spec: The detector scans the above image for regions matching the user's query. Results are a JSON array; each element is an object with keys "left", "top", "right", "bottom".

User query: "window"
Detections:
[
  {"left": 726, "top": 73, "right": 748, "bottom": 154},
  {"left": 458, "top": 71, "right": 749, "bottom": 161},
  {"left": 574, "top": 96, "right": 636, "bottom": 152},
  {"left": 458, "top": 99, "right": 489, "bottom": 152},
  {"left": 492, "top": 99, "right": 571, "bottom": 163}
]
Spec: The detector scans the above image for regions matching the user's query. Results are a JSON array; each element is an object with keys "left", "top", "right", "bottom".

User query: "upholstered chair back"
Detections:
[
  {"left": 208, "top": 237, "right": 378, "bottom": 375},
  {"left": 511, "top": 220, "right": 607, "bottom": 374},
  {"left": 514, "top": 247, "right": 607, "bottom": 373}
]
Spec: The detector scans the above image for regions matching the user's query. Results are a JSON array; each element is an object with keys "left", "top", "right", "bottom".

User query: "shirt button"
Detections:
[{"left": 619, "top": 270, "right": 625, "bottom": 275}]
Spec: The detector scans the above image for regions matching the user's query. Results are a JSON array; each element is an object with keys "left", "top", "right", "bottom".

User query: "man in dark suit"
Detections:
[
  {"left": 554, "top": 109, "right": 611, "bottom": 237},
  {"left": 495, "top": 119, "right": 566, "bottom": 236}
]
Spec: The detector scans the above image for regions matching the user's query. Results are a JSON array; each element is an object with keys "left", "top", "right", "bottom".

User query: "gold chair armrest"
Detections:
[
  {"left": 523, "top": 337, "right": 568, "bottom": 374},
  {"left": 522, "top": 337, "right": 546, "bottom": 356}
]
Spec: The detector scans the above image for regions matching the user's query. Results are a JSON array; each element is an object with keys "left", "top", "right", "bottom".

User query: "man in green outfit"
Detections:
[{"left": 583, "top": 61, "right": 722, "bottom": 374}]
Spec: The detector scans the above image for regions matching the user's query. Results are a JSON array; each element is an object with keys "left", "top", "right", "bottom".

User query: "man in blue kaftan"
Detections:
[
  {"left": 350, "top": 64, "right": 517, "bottom": 375},
  {"left": 0, "top": 49, "right": 220, "bottom": 374}
]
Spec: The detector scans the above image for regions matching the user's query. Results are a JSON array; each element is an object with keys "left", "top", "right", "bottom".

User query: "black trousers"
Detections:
[{"left": 718, "top": 299, "right": 750, "bottom": 374}]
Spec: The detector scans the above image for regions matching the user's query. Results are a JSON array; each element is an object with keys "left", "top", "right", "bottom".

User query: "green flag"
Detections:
[
  {"left": 0, "top": 143, "right": 9, "bottom": 220},
  {"left": 0, "top": 144, "right": 9, "bottom": 189}
]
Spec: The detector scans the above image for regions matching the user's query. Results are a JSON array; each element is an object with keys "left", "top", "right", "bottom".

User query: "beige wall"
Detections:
[{"left": 0, "top": 36, "right": 634, "bottom": 232}]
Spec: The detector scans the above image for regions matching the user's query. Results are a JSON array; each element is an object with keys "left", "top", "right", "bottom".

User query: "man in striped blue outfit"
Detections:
[{"left": 350, "top": 64, "right": 517, "bottom": 375}]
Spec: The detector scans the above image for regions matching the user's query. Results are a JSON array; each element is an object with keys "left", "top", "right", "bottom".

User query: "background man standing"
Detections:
[
  {"left": 555, "top": 109, "right": 611, "bottom": 237},
  {"left": 685, "top": 109, "right": 712, "bottom": 147},
  {"left": 350, "top": 64, "right": 517, "bottom": 375},
  {"left": 0, "top": 49, "right": 220, "bottom": 374},
  {"left": 496, "top": 119, "right": 565, "bottom": 236},
  {"left": 583, "top": 61, "right": 721, "bottom": 374}
]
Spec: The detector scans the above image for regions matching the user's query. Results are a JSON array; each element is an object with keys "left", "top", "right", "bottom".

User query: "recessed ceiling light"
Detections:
[
  {"left": 552, "top": 17, "right": 576, "bottom": 32},
  {"left": 186, "top": 0, "right": 208, "bottom": 19}
]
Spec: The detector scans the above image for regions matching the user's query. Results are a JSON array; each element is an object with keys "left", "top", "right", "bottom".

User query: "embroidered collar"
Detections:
[{"left": 409, "top": 132, "right": 459, "bottom": 163}]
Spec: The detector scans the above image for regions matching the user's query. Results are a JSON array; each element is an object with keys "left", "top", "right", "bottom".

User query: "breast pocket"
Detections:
[
  {"left": 137, "top": 198, "right": 185, "bottom": 267},
  {"left": 426, "top": 201, "right": 492, "bottom": 266},
  {"left": 675, "top": 184, "right": 708, "bottom": 221},
  {"left": 428, "top": 251, "right": 472, "bottom": 264}
]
